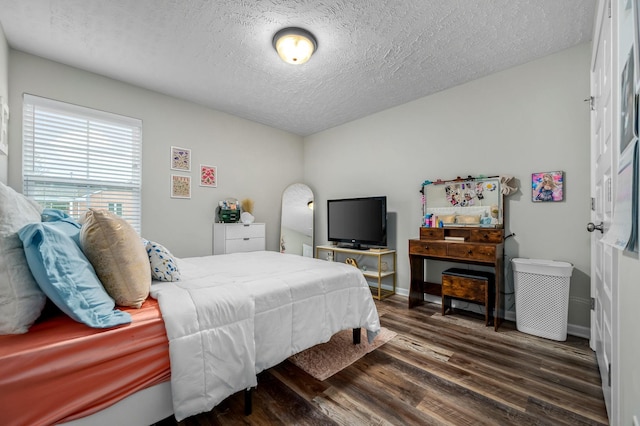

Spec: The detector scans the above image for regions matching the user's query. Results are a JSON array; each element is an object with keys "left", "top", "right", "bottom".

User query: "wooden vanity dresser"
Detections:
[{"left": 409, "top": 226, "right": 504, "bottom": 330}]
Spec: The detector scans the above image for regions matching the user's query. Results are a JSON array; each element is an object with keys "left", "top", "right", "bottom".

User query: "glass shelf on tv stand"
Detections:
[{"left": 315, "top": 245, "right": 396, "bottom": 300}]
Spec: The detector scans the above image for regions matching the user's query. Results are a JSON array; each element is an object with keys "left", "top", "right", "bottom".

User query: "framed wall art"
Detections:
[
  {"left": 171, "top": 174, "right": 191, "bottom": 199},
  {"left": 531, "top": 171, "right": 564, "bottom": 202},
  {"left": 170, "top": 146, "right": 191, "bottom": 171},
  {"left": 200, "top": 164, "right": 217, "bottom": 187}
]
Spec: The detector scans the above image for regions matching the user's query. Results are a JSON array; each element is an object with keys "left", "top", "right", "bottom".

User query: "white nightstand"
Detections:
[{"left": 213, "top": 223, "right": 266, "bottom": 254}]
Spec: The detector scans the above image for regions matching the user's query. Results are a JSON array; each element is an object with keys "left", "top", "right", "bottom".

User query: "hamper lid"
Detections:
[{"left": 511, "top": 258, "right": 573, "bottom": 277}]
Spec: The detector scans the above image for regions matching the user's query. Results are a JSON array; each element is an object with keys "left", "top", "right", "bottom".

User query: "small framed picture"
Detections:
[
  {"left": 532, "top": 171, "right": 564, "bottom": 202},
  {"left": 170, "top": 146, "right": 191, "bottom": 171},
  {"left": 171, "top": 174, "right": 191, "bottom": 199},
  {"left": 200, "top": 164, "right": 217, "bottom": 187}
]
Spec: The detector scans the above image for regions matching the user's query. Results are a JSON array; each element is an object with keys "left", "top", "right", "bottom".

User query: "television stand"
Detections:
[
  {"left": 315, "top": 245, "right": 396, "bottom": 300},
  {"left": 337, "top": 243, "right": 369, "bottom": 250}
]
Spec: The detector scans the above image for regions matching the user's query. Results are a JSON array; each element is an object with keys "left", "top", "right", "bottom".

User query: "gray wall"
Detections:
[
  {"left": 305, "top": 43, "right": 592, "bottom": 333},
  {"left": 7, "top": 51, "right": 304, "bottom": 257},
  {"left": 6, "top": 44, "right": 594, "bottom": 333}
]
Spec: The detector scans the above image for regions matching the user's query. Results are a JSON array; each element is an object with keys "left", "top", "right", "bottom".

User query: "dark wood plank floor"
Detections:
[{"left": 157, "top": 295, "right": 609, "bottom": 425}]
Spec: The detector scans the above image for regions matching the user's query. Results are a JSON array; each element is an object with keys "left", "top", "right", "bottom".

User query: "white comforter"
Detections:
[{"left": 150, "top": 251, "right": 380, "bottom": 421}]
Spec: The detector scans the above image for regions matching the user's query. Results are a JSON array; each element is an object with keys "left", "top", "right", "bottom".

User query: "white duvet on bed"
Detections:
[{"left": 150, "top": 251, "right": 380, "bottom": 421}]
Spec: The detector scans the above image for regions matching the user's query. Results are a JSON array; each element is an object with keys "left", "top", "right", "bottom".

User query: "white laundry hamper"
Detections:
[{"left": 511, "top": 258, "right": 573, "bottom": 341}]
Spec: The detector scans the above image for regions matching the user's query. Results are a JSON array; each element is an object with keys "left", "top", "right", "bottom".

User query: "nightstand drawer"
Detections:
[
  {"left": 213, "top": 223, "right": 266, "bottom": 254},
  {"left": 226, "top": 237, "right": 265, "bottom": 253},
  {"left": 225, "top": 223, "right": 265, "bottom": 239}
]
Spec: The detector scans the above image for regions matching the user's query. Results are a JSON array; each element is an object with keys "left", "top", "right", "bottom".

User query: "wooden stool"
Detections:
[{"left": 441, "top": 268, "right": 495, "bottom": 326}]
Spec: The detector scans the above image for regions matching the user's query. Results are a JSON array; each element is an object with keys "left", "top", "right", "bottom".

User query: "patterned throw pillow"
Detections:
[{"left": 145, "top": 240, "right": 180, "bottom": 282}]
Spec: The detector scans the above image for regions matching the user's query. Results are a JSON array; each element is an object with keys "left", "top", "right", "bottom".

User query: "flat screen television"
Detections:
[{"left": 327, "top": 196, "right": 387, "bottom": 249}]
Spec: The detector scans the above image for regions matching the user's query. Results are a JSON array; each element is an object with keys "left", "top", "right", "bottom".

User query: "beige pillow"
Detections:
[
  {"left": 80, "top": 209, "right": 150, "bottom": 308},
  {"left": 0, "top": 182, "right": 46, "bottom": 334},
  {"left": 456, "top": 215, "right": 481, "bottom": 224}
]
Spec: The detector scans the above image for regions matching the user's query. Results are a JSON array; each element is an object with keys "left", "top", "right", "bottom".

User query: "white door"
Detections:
[{"left": 589, "top": 0, "right": 615, "bottom": 418}]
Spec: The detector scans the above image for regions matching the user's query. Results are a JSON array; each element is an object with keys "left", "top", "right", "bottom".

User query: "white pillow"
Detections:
[
  {"left": 145, "top": 240, "right": 181, "bottom": 282},
  {"left": 0, "top": 182, "right": 46, "bottom": 334}
]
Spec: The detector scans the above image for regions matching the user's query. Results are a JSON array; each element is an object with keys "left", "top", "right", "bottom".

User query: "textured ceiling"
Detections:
[{"left": 0, "top": 0, "right": 596, "bottom": 136}]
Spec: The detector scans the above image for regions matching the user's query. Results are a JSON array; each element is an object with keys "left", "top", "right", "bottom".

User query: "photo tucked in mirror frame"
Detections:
[
  {"left": 422, "top": 176, "right": 503, "bottom": 228},
  {"left": 280, "top": 183, "right": 314, "bottom": 257}
]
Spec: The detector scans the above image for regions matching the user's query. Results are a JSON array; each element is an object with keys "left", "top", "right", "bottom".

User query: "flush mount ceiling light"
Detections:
[{"left": 272, "top": 27, "right": 317, "bottom": 65}]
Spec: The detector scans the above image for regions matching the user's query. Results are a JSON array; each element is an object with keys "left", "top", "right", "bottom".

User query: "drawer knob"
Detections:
[
  {"left": 467, "top": 250, "right": 473, "bottom": 255},
  {"left": 244, "top": 238, "right": 250, "bottom": 240}
]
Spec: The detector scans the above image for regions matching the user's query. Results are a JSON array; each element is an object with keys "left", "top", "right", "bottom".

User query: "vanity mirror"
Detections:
[
  {"left": 280, "top": 183, "right": 314, "bottom": 257},
  {"left": 422, "top": 177, "right": 503, "bottom": 228}
]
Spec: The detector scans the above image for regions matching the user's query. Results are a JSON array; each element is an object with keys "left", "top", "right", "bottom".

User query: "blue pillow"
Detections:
[
  {"left": 18, "top": 221, "right": 131, "bottom": 328},
  {"left": 41, "top": 208, "right": 82, "bottom": 244},
  {"left": 41, "top": 208, "right": 75, "bottom": 223}
]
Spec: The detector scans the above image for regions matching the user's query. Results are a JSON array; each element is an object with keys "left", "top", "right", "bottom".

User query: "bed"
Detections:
[
  {"left": 153, "top": 251, "right": 380, "bottom": 421},
  {"left": 0, "top": 250, "right": 380, "bottom": 425},
  {"left": 0, "top": 298, "right": 171, "bottom": 426}
]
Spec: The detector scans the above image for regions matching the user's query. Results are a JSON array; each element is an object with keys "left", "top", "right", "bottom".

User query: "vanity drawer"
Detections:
[
  {"left": 469, "top": 229, "right": 503, "bottom": 243},
  {"left": 419, "top": 228, "right": 445, "bottom": 240},
  {"left": 446, "top": 243, "right": 496, "bottom": 262},
  {"left": 409, "top": 240, "right": 447, "bottom": 257}
]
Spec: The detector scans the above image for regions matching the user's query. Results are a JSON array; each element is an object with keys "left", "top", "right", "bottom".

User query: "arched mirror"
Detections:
[{"left": 280, "top": 183, "right": 314, "bottom": 257}]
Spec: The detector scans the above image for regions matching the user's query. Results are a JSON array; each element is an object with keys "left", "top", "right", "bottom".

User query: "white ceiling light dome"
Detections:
[{"left": 272, "top": 27, "right": 317, "bottom": 65}]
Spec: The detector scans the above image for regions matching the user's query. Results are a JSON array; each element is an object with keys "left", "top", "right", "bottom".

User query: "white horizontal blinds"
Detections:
[{"left": 23, "top": 94, "right": 143, "bottom": 233}]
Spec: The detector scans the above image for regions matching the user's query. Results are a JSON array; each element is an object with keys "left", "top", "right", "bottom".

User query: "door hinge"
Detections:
[
  {"left": 608, "top": 0, "right": 612, "bottom": 18},
  {"left": 591, "top": 197, "right": 596, "bottom": 211},
  {"left": 608, "top": 362, "right": 612, "bottom": 386},
  {"left": 591, "top": 297, "right": 595, "bottom": 310},
  {"left": 585, "top": 96, "right": 595, "bottom": 111}
]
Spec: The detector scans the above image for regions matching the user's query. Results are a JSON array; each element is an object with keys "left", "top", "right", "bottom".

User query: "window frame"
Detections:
[{"left": 22, "top": 94, "right": 143, "bottom": 233}]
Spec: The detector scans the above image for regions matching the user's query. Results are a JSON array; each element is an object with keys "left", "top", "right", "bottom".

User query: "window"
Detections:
[
  {"left": 108, "top": 202, "right": 124, "bottom": 217},
  {"left": 22, "top": 94, "right": 142, "bottom": 233}
]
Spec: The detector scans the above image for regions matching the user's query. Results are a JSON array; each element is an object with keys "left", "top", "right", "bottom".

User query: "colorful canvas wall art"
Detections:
[{"left": 531, "top": 171, "right": 564, "bottom": 202}]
